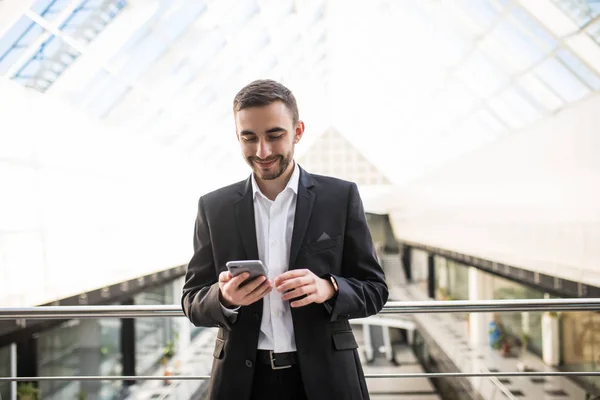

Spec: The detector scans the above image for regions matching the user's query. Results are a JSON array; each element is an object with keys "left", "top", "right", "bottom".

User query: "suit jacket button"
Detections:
[
  {"left": 254, "top": 313, "right": 260, "bottom": 321},
  {"left": 245, "top": 360, "right": 253, "bottom": 368}
]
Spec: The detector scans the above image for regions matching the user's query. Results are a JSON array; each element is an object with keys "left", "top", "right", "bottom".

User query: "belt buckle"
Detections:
[{"left": 270, "top": 350, "right": 292, "bottom": 370}]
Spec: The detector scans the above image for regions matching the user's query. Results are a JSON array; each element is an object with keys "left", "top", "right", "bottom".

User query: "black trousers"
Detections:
[{"left": 250, "top": 363, "right": 307, "bottom": 400}]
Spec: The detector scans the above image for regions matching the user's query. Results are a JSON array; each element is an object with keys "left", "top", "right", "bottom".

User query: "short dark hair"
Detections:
[{"left": 233, "top": 79, "right": 299, "bottom": 124}]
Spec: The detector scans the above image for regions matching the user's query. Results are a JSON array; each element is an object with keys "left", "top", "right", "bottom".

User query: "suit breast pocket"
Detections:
[{"left": 305, "top": 235, "right": 342, "bottom": 254}]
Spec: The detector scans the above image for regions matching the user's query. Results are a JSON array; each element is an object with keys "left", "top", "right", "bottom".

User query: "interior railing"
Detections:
[{"left": 1, "top": 299, "right": 600, "bottom": 399}]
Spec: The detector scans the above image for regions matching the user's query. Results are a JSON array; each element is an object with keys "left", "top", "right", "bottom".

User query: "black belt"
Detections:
[{"left": 256, "top": 350, "right": 298, "bottom": 370}]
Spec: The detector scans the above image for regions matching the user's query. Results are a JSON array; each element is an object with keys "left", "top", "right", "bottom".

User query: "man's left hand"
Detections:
[{"left": 274, "top": 269, "right": 336, "bottom": 307}]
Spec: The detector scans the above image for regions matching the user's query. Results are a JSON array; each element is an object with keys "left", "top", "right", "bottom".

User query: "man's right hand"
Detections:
[{"left": 219, "top": 271, "right": 272, "bottom": 308}]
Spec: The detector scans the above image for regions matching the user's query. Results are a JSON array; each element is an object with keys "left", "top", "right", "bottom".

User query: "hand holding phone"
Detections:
[
  {"left": 219, "top": 260, "right": 271, "bottom": 307},
  {"left": 226, "top": 260, "right": 268, "bottom": 285}
]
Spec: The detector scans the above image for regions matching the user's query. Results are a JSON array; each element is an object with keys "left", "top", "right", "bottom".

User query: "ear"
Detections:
[{"left": 294, "top": 120, "right": 305, "bottom": 144}]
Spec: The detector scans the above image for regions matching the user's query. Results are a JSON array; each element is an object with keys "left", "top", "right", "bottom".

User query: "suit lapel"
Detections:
[
  {"left": 233, "top": 178, "right": 263, "bottom": 325},
  {"left": 289, "top": 168, "right": 315, "bottom": 270},
  {"left": 234, "top": 177, "right": 259, "bottom": 261}
]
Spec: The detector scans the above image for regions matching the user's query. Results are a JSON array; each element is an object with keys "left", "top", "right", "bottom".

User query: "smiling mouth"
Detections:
[{"left": 254, "top": 159, "right": 278, "bottom": 168}]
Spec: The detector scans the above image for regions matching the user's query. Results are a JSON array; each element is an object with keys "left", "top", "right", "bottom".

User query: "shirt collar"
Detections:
[{"left": 251, "top": 161, "right": 300, "bottom": 199}]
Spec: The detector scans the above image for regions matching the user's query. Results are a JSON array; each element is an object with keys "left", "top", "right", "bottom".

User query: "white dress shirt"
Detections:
[
  {"left": 252, "top": 162, "right": 299, "bottom": 352},
  {"left": 221, "top": 162, "right": 299, "bottom": 352}
]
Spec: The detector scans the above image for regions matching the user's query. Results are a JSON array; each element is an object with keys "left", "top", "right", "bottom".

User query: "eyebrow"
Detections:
[
  {"left": 240, "top": 127, "right": 287, "bottom": 136},
  {"left": 266, "top": 127, "right": 286, "bottom": 134}
]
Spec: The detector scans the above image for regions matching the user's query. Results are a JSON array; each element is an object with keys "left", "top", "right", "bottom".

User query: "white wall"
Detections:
[
  {"left": 0, "top": 80, "right": 205, "bottom": 306},
  {"left": 371, "top": 92, "right": 600, "bottom": 288}
]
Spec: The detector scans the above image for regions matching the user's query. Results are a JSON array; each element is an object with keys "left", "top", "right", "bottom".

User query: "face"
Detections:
[{"left": 235, "top": 101, "right": 304, "bottom": 181}]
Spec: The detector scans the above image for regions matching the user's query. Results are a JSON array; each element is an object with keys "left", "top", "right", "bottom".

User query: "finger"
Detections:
[
  {"left": 223, "top": 277, "right": 267, "bottom": 306},
  {"left": 274, "top": 269, "right": 309, "bottom": 285},
  {"left": 228, "top": 272, "right": 251, "bottom": 286},
  {"left": 276, "top": 276, "right": 312, "bottom": 293},
  {"left": 245, "top": 280, "right": 272, "bottom": 304},
  {"left": 238, "top": 275, "right": 268, "bottom": 296},
  {"left": 231, "top": 272, "right": 259, "bottom": 287},
  {"left": 290, "top": 293, "right": 316, "bottom": 308},
  {"left": 281, "top": 284, "right": 315, "bottom": 301},
  {"left": 247, "top": 278, "right": 271, "bottom": 296},
  {"left": 253, "top": 281, "right": 273, "bottom": 301},
  {"left": 219, "top": 271, "right": 233, "bottom": 282},
  {"left": 221, "top": 273, "right": 253, "bottom": 300}
]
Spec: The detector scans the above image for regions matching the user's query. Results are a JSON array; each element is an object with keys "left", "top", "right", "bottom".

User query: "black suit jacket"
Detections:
[{"left": 182, "top": 167, "right": 388, "bottom": 400}]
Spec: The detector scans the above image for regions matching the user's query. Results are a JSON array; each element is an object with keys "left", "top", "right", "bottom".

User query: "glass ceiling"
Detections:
[{"left": 1, "top": 0, "right": 600, "bottom": 184}]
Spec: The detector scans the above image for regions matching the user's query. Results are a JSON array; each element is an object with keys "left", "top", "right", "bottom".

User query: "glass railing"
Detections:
[{"left": 1, "top": 299, "right": 600, "bottom": 400}]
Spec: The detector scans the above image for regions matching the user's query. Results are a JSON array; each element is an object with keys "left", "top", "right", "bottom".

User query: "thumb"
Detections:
[{"left": 219, "top": 271, "right": 232, "bottom": 282}]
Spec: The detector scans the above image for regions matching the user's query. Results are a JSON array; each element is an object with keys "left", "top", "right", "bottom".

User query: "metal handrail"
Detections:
[
  {"left": 2, "top": 298, "right": 600, "bottom": 320},
  {"left": 2, "top": 299, "right": 600, "bottom": 388},
  {"left": 2, "top": 371, "right": 600, "bottom": 382}
]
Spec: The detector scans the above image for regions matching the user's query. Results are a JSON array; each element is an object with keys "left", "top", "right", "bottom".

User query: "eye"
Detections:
[
  {"left": 243, "top": 137, "right": 257, "bottom": 143},
  {"left": 268, "top": 135, "right": 283, "bottom": 141}
]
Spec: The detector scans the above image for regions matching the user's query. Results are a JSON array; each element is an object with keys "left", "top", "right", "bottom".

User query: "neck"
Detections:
[{"left": 256, "top": 161, "right": 295, "bottom": 200}]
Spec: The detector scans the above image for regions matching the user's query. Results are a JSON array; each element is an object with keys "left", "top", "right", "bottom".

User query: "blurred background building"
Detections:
[{"left": 0, "top": 0, "right": 599, "bottom": 398}]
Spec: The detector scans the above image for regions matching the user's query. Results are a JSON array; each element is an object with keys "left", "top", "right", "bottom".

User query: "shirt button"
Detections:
[{"left": 245, "top": 360, "right": 253, "bottom": 368}]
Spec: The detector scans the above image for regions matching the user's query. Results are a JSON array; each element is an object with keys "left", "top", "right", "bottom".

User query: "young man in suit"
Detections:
[{"left": 181, "top": 79, "right": 388, "bottom": 400}]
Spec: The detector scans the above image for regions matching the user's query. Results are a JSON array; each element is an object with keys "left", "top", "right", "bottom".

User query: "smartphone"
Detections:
[{"left": 226, "top": 260, "right": 268, "bottom": 286}]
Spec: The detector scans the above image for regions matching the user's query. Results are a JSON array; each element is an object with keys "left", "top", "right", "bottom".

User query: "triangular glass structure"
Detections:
[{"left": 298, "top": 127, "right": 391, "bottom": 186}]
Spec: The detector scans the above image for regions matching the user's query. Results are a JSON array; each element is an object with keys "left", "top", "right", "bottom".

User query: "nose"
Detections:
[{"left": 256, "top": 139, "right": 272, "bottom": 160}]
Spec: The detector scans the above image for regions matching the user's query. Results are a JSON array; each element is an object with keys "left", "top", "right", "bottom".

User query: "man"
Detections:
[{"left": 181, "top": 79, "right": 388, "bottom": 400}]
